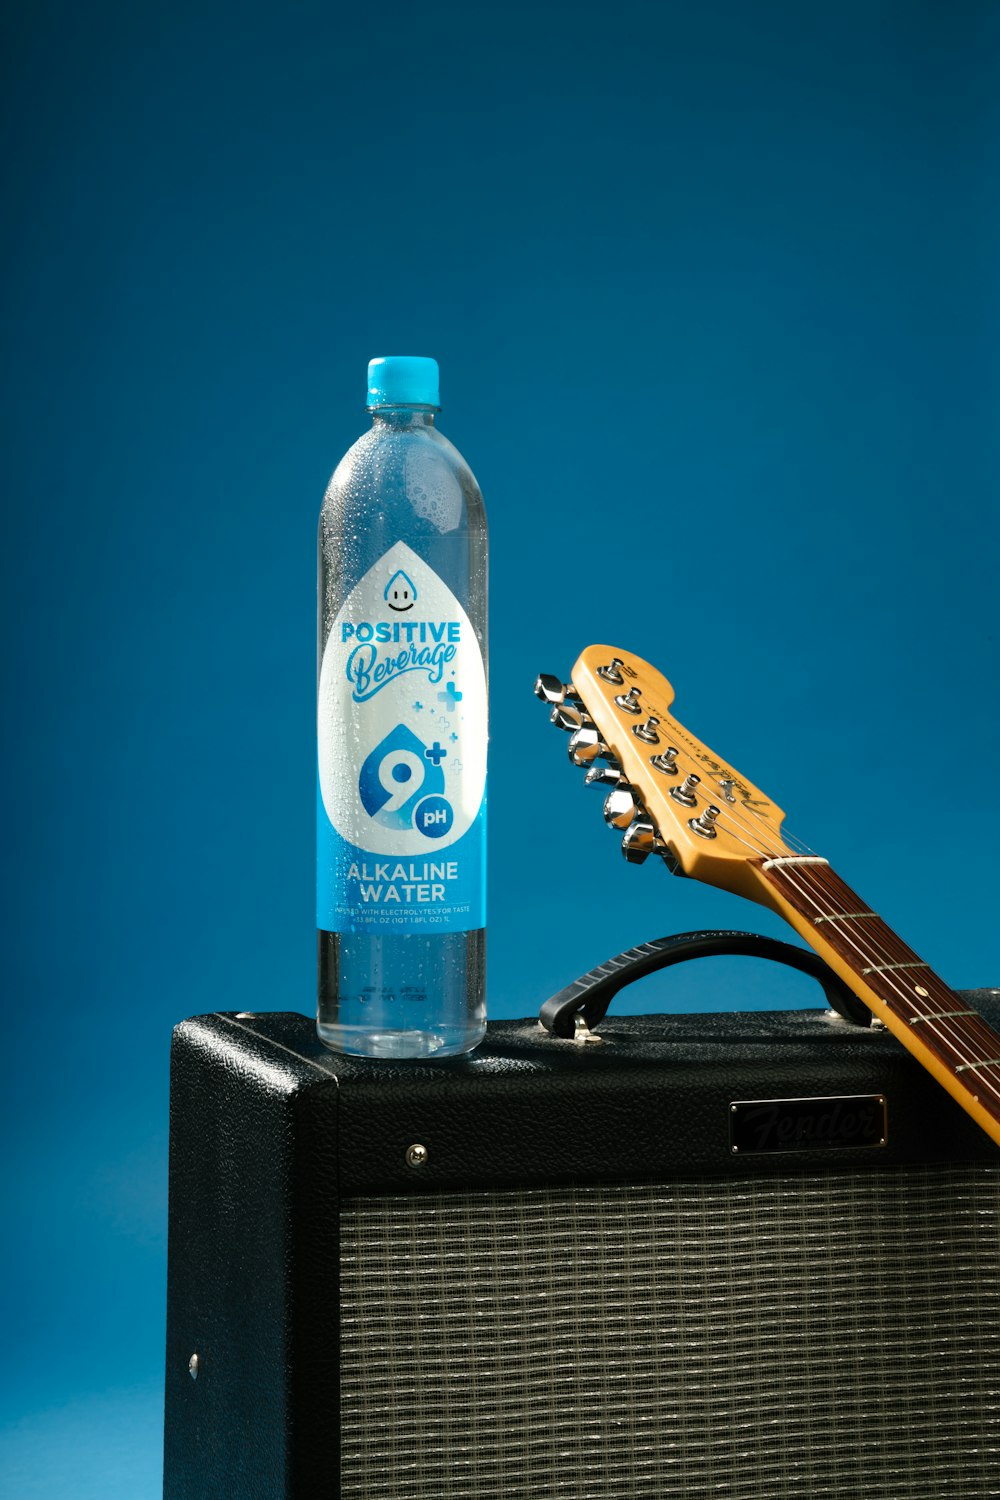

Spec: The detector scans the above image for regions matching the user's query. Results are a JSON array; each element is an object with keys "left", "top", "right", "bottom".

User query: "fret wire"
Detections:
[
  {"left": 759, "top": 857, "right": 1000, "bottom": 1114},
  {"left": 770, "top": 864, "right": 988, "bottom": 1032},
  {"left": 711, "top": 804, "right": 950, "bottom": 1002},
  {"left": 729, "top": 818, "right": 954, "bottom": 1021},
  {"left": 765, "top": 862, "right": 1000, "bottom": 1102},
  {"left": 779, "top": 868, "right": 924, "bottom": 971},
  {"left": 660, "top": 767, "right": 1000, "bottom": 1105},
  {"left": 910, "top": 1011, "right": 979, "bottom": 1024},
  {"left": 775, "top": 864, "right": 940, "bottom": 1000},
  {"left": 774, "top": 865, "right": 926, "bottom": 976},
  {"left": 860, "top": 962, "right": 930, "bottom": 975},
  {"left": 789, "top": 892, "right": 1000, "bottom": 1092},
  {"left": 635, "top": 716, "right": 1000, "bottom": 1125}
]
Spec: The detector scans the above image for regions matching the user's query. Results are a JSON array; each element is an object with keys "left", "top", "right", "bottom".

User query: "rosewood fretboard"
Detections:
[{"left": 755, "top": 856, "right": 1000, "bottom": 1146}]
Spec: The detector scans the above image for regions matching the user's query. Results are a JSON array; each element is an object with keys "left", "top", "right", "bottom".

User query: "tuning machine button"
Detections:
[
  {"left": 632, "top": 715, "right": 660, "bottom": 745},
  {"left": 603, "top": 787, "right": 638, "bottom": 829},
  {"left": 614, "top": 686, "right": 642, "bottom": 715},
  {"left": 550, "top": 702, "right": 592, "bottom": 732},
  {"left": 585, "top": 763, "right": 623, "bottom": 788},
  {"left": 621, "top": 819, "right": 663, "bottom": 864},
  {"left": 689, "top": 805, "right": 722, "bottom": 839},
  {"left": 650, "top": 747, "right": 679, "bottom": 776},
  {"left": 597, "top": 657, "right": 626, "bottom": 684},
  {"left": 567, "top": 726, "right": 612, "bottom": 766},
  {"left": 535, "top": 672, "right": 581, "bottom": 706},
  {"left": 670, "top": 773, "right": 701, "bottom": 807}
]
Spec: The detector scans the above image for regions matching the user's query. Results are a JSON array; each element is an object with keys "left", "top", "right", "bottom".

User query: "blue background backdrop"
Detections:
[{"left": 2, "top": 2, "right": 998, "bottom": 1493}]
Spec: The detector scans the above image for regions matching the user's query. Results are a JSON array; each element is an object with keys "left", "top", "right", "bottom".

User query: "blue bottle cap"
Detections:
[{"left": 366, "top": 356, "right": 440, "bottom": 409}]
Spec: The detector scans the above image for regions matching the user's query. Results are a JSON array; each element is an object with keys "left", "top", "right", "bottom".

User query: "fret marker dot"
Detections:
[{"left": 913, "top": 985, "right": 929, "bottom": 997}]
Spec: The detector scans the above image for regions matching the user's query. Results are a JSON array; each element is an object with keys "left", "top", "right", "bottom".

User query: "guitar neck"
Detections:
[
  {"left": 750, "top": 855, "right": 1000, "bottom": 1147},
  {"left": 541, "top": 645, "right": 1000, "bottom": 1151}
]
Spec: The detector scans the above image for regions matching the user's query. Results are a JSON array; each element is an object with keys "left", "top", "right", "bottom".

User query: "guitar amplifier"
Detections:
[{"left": 162, "top": 983, "right": 1000, "bottom": 1499}]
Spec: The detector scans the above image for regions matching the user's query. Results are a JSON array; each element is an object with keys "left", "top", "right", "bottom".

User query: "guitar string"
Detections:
[
  {"left": 642, "top": 708, "right": 973, "bottom": 989},
  {"left": 670, "top": 761, "right": 1000, "bottom": 1103},
  {"left": 627, "top": 709, "right": 1000, "bottom": 1101},
  {"left": 723, "top": 817, "right": 1000, "bottom": 1103},
  {"left": 667, "top": 757, "right": 1000, "bottom": 1091},
  {"left": 641, "top": 713, "right": 823, "bottom": 858},
  {"left": 639, "top": 709, "right": 808, "bottom": 862},
  {"left": 769, "top": 859, "right": 1000, "bottom": 1107},
  {"left": 583, "top": 685, "right": 1000, "bottom": 1101}
]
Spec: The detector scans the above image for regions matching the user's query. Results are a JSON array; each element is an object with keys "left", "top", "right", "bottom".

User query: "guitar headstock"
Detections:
[{"left": 536, "top": 645, "right": 792, "bottom": 904}]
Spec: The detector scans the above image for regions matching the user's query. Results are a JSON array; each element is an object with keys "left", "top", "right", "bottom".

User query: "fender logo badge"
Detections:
[{"left": 730, "top": 1094, "right": 887, "bottom": 1154}]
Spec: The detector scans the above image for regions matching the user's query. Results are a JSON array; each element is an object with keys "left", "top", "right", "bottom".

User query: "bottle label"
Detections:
[{"left": 317, "top": 541, "right": 487, "bottom": 935}]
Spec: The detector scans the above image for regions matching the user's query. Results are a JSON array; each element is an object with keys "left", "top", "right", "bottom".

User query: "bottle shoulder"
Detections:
[{"left": 321, "top": 423, "right": 484, "bottom": 535}]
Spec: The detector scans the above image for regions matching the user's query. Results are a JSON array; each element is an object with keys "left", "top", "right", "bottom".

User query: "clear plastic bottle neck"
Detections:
[{"left": 369, "top": 405, "right": 437, "bottom": 429}]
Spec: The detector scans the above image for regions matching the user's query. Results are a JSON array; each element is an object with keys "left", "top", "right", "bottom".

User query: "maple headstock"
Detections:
[
  {"left": 537, "top": 646, "right": 793, "bottom": 907},
  {"left": 536, "top": 646, "right": 1000, "bottom": 1152}
]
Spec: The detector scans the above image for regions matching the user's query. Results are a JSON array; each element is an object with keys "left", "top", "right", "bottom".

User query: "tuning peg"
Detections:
[
  {"left": 603, "top": 787, "right": 638, "bottom": 829},
  {"left": 650, "top": 746, "right": 680, "bottom": 776},
  {"left": 690, "top": 805, "right": 722, "bottom": 840},
  {"left": 670, "top": 773, "right": 701, "bottom": 807},
  {"left": 567, "top": 725, "right": 611, "bottom": 766},
  {"left": 585, "top": 763, "right": 623, "bottom": 788},
  {"left": 621, "top": 819, "right": 662, "bottom": 864},
  {"left": 614, "top": 686, "right": 642, "bottom": 715},
  {"left": 597, "top": 657, "right": 626, "bottom": 684},
  {"left": 550, "top": 701, "right": 592, "bottom": 732},
  {"left": 534, "top": 673, "right": 580, "bottom": 706},
  {"left": 632, "top": 715, "right": 660, "bottom": 745}
]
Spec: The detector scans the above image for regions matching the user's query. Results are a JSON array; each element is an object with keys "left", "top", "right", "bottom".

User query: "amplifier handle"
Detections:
[{"left": 539, "top": 929, "right": 871, "bottom": 1038}]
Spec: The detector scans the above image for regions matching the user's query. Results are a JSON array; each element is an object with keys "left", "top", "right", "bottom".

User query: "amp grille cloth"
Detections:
[{"left": 339, "top": 1163, "right": 1000, "bottom": 1499}]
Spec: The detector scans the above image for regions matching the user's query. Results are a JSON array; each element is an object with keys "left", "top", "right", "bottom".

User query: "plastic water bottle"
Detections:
[{"left": 316, "top": 356, "right": 488, "bottom": 1058}]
